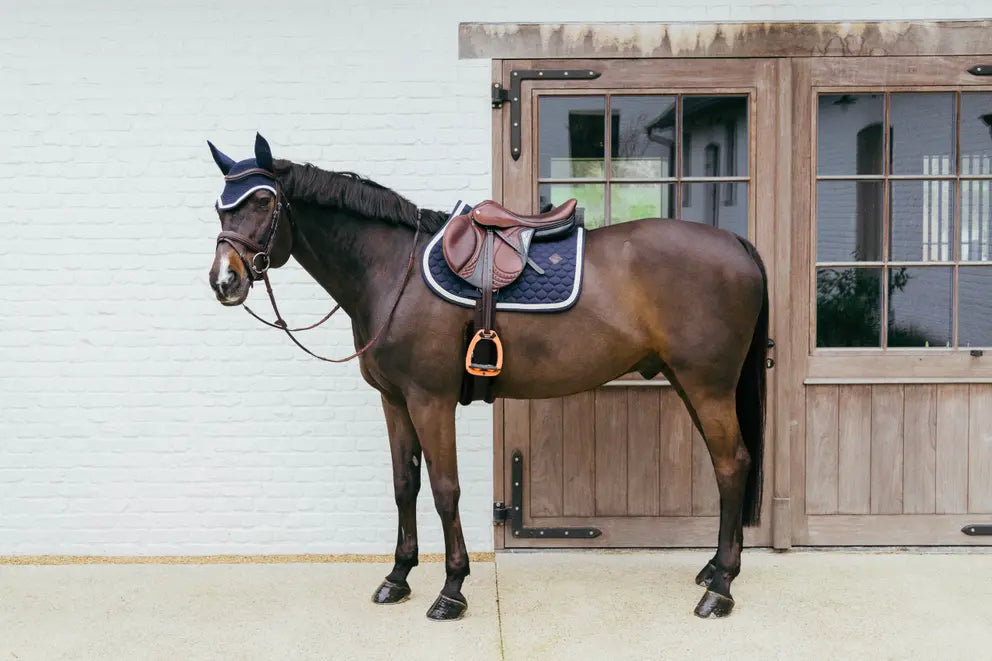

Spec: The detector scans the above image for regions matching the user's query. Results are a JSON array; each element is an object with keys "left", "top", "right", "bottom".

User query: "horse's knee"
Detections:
[{"left": 393, "top": 459, "right": 421, "bottom": 506}]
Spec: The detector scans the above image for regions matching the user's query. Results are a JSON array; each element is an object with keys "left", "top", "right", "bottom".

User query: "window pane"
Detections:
[
  {"left": 539, "top": 183, "right": 605, "bottom": 229},
  {"left": 611, "top": 184, "right": 674, "bottom": 223},
  {"left": 887, "top": 267, "right": 952, "bottom": 348},
  {"left": 960, "top": 179, "right": 992, "bottom": 261},
  {"left": 890, "top": 180, "right": 954, "bottom": 262},
  {"left": 816, "top": 267, "right": 882, "bottom": 347},
  {"left": 889, "top": 93, "right": 955, "bottom": 175},
  {"left": 681, "top": 183, "right": 748, "bottom": 237},
  {"left": 817, "top": 181, "right": 883, "bottom": 261},
  {"left": 817, "top": 93, "right": 885, "bottom": 176},
  {"left": 539, "top": 96, "right": 606, "bottom": 178},
  {"left": 960, "top": 93, "right": 992, "bottom": 174},
  {"left": 959, "top": 267, "right": 992, "bottom": 347},
  {"left": 610, "top": 96, "right": 676, "bottom": 178},
  {"left": 681, "top": 96, "right": 748, "bottom": 178}
]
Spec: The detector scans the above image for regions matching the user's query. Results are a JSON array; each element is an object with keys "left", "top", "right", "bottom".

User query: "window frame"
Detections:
[{"left": 800, "top": 58, "right": 992, "bottom": 381}]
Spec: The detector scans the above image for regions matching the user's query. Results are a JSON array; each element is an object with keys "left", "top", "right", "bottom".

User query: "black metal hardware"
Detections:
[
  {"left": 766, "top": 337, "right": 775, "bottom": 368},
  {"left": 767, "top": 338, "right": 775, "bottom": 349},
  {"left": 493, "top": 500, "right": 510, "bottom": 524},
  {"left": 491, "top": 83, "right": 510, "bottom": 108},
  {"left": 962, "top": 524, "right": 992, "bottom": 536},
  {"left": 967, "top": 64, "right": 992, "bottom": 76},
  {"left": 971, "top": 349, "right": 984, "bottom": 357},
  {"left": 493, "top": 69, "right": 602, "bottom": 161},
  {"left": 502, "top": 449, "right": 601, "bottom": 539}
]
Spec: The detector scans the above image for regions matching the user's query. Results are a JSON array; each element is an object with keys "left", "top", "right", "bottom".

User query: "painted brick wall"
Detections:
[{"left": 2, "top": 0, "right": 989, "bottom": 556}]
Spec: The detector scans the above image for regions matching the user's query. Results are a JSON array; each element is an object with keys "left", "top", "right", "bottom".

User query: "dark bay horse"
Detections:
[{"left": 206, "top": 134, "right": 768, "bottom": 621}]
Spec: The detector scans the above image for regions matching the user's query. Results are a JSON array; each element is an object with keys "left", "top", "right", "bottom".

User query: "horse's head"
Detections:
[{"left": 207, "top": 133, "right": 293, "bottom": 306}]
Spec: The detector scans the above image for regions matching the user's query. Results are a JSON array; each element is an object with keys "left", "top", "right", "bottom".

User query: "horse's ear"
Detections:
[
  {"left": 254, "top": 132, "right": 274, "bottom": 172},
  {"left": 207, "top": 140, "right": 234, "bottom": 175}
]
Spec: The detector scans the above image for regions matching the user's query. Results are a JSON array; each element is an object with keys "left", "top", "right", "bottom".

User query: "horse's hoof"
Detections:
[
  {"left": 695, "top": 561, "right": 718, "bottom": 588},
  {"left": 694, "top": 589, "right": 735, "bottom": 618},
  {"left": 426, "top": 593, "right": 467, "bottom": 621},
  {"left": 372, "top": 579, "right": 411, "bottom": 605}
]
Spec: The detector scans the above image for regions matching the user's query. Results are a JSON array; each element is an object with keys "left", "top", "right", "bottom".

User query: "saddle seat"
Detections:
[
  {"left": 470, "top": 199, "right": 577, "bottom": 235},
  {"left": 441, "top": 198, "right": 580, "bottom": 380}
]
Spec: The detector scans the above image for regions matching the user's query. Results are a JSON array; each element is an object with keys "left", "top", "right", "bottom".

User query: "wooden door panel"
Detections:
[
  {"left": 562, "top": 391, "right": 596, "bottom": 517},
  {"left": 627, "top": 389, "right": 661, "bottom": 516},
  {"left": 837, "top": 385, "right": 872, "bottom": 514},
  {"left": 658, "top": 389, "right": 694, "bottom": 516},
  {"left": 594, "top": 389, "right": 628, "bottom": 516},
  {"left": 935, "top": 384, "right": 970, "bottom": 514},
  {"left": 803, "top": 383, "right": 992, "bottom": 515},
  {"left": 529, "top": 398, "right": 563, "bottom": 517}
]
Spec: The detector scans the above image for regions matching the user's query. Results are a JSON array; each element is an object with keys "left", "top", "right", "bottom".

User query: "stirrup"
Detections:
[{"left": 466, "top": 329, "right": 503, "bottom": 377}]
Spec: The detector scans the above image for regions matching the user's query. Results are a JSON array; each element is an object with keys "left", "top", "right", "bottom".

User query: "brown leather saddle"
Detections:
[{"left": 441, "top": 198, "right": 578, "bottom": 379}]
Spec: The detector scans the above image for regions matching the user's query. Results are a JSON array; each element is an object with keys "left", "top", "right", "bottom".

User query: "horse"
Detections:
[{"left": 206, "top": 133, "right": 769, "bottom": 621}]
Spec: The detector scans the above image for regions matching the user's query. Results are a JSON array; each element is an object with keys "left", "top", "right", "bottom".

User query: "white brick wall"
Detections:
[{"left": 3, "top": 1, "right": 989, "bottom": 556}]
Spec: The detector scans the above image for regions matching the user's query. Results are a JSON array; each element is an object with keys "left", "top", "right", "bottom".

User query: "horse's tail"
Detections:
[{"left": 736, "top": 237, "right": 768, "bottom": 527}]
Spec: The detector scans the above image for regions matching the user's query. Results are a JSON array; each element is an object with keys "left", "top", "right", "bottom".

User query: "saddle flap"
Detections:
[
  {"left": 492, "top": 227, "right": 531, "bottom": 289},
  {"left": 442, "top": 213, "right": 485, "bottom": 285}
]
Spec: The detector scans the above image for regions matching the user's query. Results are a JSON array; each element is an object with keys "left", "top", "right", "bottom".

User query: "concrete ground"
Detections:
[{"left": 1, "top": 550, "right": 990, "bottom": 660}]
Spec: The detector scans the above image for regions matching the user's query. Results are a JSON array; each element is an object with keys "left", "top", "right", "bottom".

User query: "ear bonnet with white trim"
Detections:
[{"left": 207, "top": 133, "right": 277, "bottom": 210}]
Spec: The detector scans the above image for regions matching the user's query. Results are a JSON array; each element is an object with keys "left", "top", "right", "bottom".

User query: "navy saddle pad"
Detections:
[{"left": 421, "top": 205, "right": 586, "bottom": 312}]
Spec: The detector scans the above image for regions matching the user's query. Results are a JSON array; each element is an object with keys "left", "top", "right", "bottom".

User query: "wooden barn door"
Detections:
[
  {"left": 491, "top": 58, "right": 783, "bottom": 548},
  {"left": 790, "top": 57, "right": 992, "bottom": 545}
]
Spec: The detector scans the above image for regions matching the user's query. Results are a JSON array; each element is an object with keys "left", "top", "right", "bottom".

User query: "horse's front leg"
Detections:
[
  {"left": 407, "top": 392, "right": 469, "bottom": 621},
  {"left": 372, "top": 394, "right": 423, "bottom": 605}
]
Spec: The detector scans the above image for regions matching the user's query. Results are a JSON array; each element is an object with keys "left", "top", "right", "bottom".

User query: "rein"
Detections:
[{"left": 216, "top": 171, "right": 422, "bottom": 363}]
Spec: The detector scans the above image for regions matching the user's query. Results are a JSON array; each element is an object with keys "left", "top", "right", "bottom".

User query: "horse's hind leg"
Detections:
[
  {"left": 686, "top": 393, "right": 751, "bottom": 618},
  {"left": 372, "top": 395, "right": 422, "bottom": 605}
]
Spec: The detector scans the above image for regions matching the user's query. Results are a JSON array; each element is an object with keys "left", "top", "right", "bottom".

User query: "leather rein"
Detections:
[{"left": 215, "top": 168, "right": 421, "bottom": 363}]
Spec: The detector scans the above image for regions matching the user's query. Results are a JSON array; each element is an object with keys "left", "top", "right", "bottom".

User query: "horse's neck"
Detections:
[{"left": 290, "top": 205, "right": 412, "bottom": 334}]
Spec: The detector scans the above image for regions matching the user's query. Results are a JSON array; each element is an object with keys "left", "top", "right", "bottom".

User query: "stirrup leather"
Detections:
[{"left": 466, "top": 329, "right": 503, "bottom": 377}]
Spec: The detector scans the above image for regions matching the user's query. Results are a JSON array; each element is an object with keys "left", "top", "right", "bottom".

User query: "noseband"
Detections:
[{"left": 214, "top": 168, "right": 423, "bottom": 364}]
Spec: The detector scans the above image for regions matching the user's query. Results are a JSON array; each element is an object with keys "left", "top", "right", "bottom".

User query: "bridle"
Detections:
[{"left": 214, "top": 168, "right": 422, "bottom": 363}]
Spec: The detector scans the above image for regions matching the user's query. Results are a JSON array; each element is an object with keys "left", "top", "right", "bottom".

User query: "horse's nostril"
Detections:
[{"left": 216, "top": 271, "right": 238, "bottom": 296}]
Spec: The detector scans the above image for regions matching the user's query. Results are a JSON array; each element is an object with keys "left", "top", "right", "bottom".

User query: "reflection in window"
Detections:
[
  {"left": 539, "top": 97, "right": 606, "bottom": 178},
  {"left": 610, "top": 96, "right": 676, "bottom": 178},
  {"left": 815, "top": 91, "right": 992, "bottom": 350},
  {"left": 816, "top": 267, "right": 882, "bottom": 347},
  {"left": 887, "top": 268, "right": 952, "bottom": 347},
  {"left": 537, "top": 93, "right": 749, "bottom": 234}
]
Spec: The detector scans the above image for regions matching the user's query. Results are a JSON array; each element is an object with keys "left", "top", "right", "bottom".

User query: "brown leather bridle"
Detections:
[{"left": 215, "top": 168, "right": 422, "bottom": 363}]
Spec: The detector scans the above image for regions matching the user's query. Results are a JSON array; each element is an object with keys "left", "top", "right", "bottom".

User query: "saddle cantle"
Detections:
[{"left": 440, "top": 199, "right": 579, "bottom": 383}]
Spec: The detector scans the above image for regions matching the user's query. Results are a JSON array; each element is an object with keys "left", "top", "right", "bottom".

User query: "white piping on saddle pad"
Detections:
[{"left": 421, "top": 223, "right": 585, "bottom": 312}]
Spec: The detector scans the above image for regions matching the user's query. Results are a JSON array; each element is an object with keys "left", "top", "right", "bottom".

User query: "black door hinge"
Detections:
[
  {"left": 492, "top": 69, "right": 601, "bottom": 161},
  {"left": 499, "top": 450, "right": 601, "bottom": 540},
  {"left": 493, "top": 500, "right": 510, "bottom": 524},
  {"left": 967, "top": 64, "right": 992, "bottom": 76},
  {"left": 491, "top": 83, "right": 510, "bottom": 108},
  {"left": 962, "top": 524, "right": 992, "bottom": 536}
]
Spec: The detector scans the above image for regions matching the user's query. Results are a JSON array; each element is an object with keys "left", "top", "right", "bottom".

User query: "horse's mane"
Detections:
[{"left": 272, "top": 159, "right": 449, "bottom": 233}]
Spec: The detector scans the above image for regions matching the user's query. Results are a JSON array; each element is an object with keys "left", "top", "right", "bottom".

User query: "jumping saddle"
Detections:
[{"left": 442, "top": 198, "right": 578, "bottom": 378}]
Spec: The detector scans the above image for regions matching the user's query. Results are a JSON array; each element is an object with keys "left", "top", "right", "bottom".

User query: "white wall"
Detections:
[{"left": 3, "top": 0, "right": 990, "bottom": 556}]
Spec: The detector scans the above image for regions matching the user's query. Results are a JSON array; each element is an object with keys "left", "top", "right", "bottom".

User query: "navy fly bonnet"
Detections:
[{"left": 208, "top": 133, "right": 278, "bottom": 210}]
